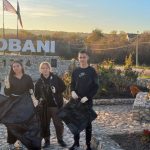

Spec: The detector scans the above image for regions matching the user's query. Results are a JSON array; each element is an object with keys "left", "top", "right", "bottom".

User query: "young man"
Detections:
[{"left": 70, "top": 50, "right": 99, "bottom": 150}]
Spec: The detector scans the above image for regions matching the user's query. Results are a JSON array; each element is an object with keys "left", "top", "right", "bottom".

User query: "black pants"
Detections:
[
  {"left": 74, "top": 122, "right": 92, "bottom": 146},
  {"left": 39, "top": 107, "right": 64, "bottom": 141},
  {"left": 7, "top": 129, "right": 17, "bottom": 144}
]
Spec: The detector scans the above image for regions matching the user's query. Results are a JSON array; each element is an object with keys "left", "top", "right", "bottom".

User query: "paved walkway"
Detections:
[{"left": 0, "top": 105, "right": 150, "bottom": 150}]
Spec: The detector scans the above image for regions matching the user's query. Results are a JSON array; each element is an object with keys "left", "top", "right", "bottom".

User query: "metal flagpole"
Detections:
[
  {"left": 17, "top": 0, "right": 18, "bottom": 38},
  {"left": 3, "top": 0, "right": 5, "bottom": 38}
]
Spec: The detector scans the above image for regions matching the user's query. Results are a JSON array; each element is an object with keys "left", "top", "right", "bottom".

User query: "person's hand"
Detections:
[
  {"left": 51, "top": 86, "right": 56, "bottom": 93},
  {"left": 71, "top": 91, "right": 78, "bottom": 99},
  {"left": 80, "top": 97, "right": 88, "bottom": 103},
  {"left": 29, "top": 89, "right": 38, "bottom": 107},
  {"left": 31, "top": 94, "right": 39, "bottom": 107},
  {"left": 4, "top": 76, "right": 10, "bottom": 89},
  {"left": 29, "top": 89, "right": 34, "bottom": 95}
]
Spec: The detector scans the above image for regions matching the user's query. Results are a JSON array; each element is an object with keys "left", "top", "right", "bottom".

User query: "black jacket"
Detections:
[{"left": 35, "top": 73, "right": 66, "bottom": 108}]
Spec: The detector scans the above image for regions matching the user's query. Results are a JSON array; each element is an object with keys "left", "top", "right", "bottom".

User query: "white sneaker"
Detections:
[{"left": 8, "top": 144, "right": 15, "bottom": 150}]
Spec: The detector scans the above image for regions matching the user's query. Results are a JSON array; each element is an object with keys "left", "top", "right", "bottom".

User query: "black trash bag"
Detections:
[
  {"left": 57, "top": 98, "right": 97, "bottom": 135},
  {"left": 0, "top": 93, "right": 41, "bottom": 150},
  {"left": 36, "top": 101, "right": 49, "bottom": 138}
]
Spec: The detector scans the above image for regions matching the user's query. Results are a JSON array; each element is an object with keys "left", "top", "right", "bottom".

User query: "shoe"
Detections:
[
  {"left": 86, "top": 145, "right": 92, "bottom": 150},
  {"left": 8, "top": 144, "right": 15, "bottom": 150},
  {"left": 69, "top": 143, "right": 80, "bottom": 150},
  {"left": 42, "top": 141, "right": 50, "bottom": 148},
  {"left": 58, "top": 140, "right": 67, "bottom": 147},
  {"left": 86, "top": 147, "right": 92, "bottom": 150}
]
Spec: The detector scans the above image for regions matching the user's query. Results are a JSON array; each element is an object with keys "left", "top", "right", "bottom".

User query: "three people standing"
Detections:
[{"left": 3, "top": 52, "right": 98, "bottom": 149}]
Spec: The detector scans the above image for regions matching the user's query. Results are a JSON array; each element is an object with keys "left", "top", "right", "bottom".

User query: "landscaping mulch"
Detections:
[{"left": 110, "top": 132, "right": 150, "bottom": 150}]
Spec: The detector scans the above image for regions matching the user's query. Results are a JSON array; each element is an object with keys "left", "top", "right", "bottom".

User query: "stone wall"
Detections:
[
  {"left": 0, "top": 55, "right": 75, "bottom": 81},
  {"left": 132, "top": 92, "right": 150, "bottom": 122}
]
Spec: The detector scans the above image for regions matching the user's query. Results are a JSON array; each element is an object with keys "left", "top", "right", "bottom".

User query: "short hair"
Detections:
[
  {"left": 78, "top": 50, "right": 89, "bottom": 56},
  {"left": 39, "top": 61, "right": 52, "bottom": 73}
]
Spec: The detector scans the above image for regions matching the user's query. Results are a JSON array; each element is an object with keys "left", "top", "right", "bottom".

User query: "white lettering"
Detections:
[
  {"left": 0, "top": 39, "right": 7, "bottom": 51},
  {"left": 0, "top": 39, "right": 55, "bottom": 53},
  {"left": 9, "top": 39, "right": 21, "bottom": 51},
  {"left": 37, "top": 40, "right": 50, "bottom": 52},
  {"left": 22, "top": 40, "right": 36, "bottom": 52},
  {"left": 51, "top": 41, "right": 55, "bottom": 53}
]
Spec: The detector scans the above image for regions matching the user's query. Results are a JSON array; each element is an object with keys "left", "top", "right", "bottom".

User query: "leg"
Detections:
[
  {"left": 42, "top": 107, "right": 51, "bottom": 148},
  {"left": 69, "top": 134, "right": 80, "bottom": 150},
  {"left": 7, "top": 129, "right": 17, "bottom": 144},
  {"left": 74, "top": 134, "right": 80, "bottom": 146},
  {"left": 85, "top": 123, "right": 92, "bottom": 148},
  {"left": 50, "top": 107, "right": 67, "bottom": 147},
  {"left": 50, "top": 107, "right": 64, "bottom": 141}
]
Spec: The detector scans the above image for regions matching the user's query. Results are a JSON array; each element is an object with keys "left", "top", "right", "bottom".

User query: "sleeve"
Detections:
[
  {"left": 28, "top": 76, "right": 34, "bottom": 91},
  {"left": 57, "top": 76, "right": 66, "bottom": 94},
  {"left": 70, "top": 71, "right": 76, "bottom": 92},
  {"left": 4, "top": 78, "right": 12, "bottom": 96},
  {"left": 34, "top": 80, "right": 41, "bottom": 101},
  {"left": 87, "top": 69, "right": 99, "bottom": 99}
]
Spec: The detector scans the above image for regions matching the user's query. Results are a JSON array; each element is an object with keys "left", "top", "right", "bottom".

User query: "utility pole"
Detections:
[{"left": 136, "top": 31, "right": 139, "bottom": 67}]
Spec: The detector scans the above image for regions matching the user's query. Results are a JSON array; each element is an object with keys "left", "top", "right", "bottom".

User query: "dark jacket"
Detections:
[
  {"left": 35, "top": 73, "right": 66, "bottom": 108},
  {"left": 71, "top": 66, "right": 99, "bottom": 106}
]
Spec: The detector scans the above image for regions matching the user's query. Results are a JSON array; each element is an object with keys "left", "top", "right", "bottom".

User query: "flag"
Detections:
[
  {"left": 3, "top": 0, "right": 17, "bottom": 14},
  {"left": 17, "top": 1, "right": 23, "bottom": 28}
]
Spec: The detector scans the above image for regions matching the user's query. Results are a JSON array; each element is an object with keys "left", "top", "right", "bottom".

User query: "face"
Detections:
[
  {"left": 78, "top": 53, "right": 89, "bottom": 65},
  {"left": 40, "top": 64, "right": 51, "bottom": 76},
  {"left": 12, "top": 62, "right": 23, "bottom": 74}
]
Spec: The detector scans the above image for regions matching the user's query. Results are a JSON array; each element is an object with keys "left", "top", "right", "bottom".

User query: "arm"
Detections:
[
  {"left": 87, "top": 69, "right": 99, "bottom": 99},
  {"left": 4, "top": 87, "right": 11, "bottom": 96},
  {"left": 4, "top": 77, "right": 11, "bottom": 96},
  {"left": 70, "top": 71, "right": 76, "bottom": 92},
  {"left": 28, "top": 76, "right": 34, "bottom": 91},
  {"left": 57, "top": 76, "right": 66, "bottom": 94},
  {"left": 34, "top": 80, "right": 41, "bottom": 101}
]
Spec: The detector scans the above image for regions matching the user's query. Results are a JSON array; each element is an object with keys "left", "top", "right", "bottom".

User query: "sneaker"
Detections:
[
  {"left": 42, "top": 141, "right": 50, "bottom": 148},
  {"left": 69, "top": 143, "right": 80, "bottom": 150},
  {"left": 8, "top": 144, "right": 15, "bottom": 150},
  {"left": 58, "top": 140, "right": 67, "bottom": 147}
]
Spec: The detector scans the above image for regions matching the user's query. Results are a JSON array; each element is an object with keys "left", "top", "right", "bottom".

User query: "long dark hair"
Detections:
[{"left": 9, "top": 60, "right": 25, "bottom": 80}]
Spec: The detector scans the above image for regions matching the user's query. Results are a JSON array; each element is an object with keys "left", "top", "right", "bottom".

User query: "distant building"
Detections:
[{"left": 126, "top": 33, "right": 138, "bottom": 42}]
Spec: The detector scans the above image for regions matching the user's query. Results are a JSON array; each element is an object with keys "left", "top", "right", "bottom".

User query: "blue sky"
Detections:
[{"left": 0, "top": 0, "right": 150, "bottom": 33}]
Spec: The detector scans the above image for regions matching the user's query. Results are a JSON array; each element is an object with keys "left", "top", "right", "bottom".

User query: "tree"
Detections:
[{"left": 86, "top": 29, "right": 104, "bottom": 43}]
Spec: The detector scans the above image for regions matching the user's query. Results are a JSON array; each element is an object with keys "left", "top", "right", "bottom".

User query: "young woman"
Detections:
[
  {"left": 35, "top": 61, "right": 67, "bottom": 148},
  {"left": 4, "top": 60, "right": 35, "bottom": 149}
]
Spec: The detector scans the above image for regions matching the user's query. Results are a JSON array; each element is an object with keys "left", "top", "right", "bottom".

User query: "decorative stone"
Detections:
[{"left": 133, "top": 92, "right": 150, "bottom": 122}]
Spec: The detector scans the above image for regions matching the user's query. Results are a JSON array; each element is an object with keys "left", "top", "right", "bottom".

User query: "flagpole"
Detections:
[
  {"left": 17, "top": 0, "right": 18, "bottom": 38},
  {"left": 3, "top": 0, "right": 5, "bottom": 38}
]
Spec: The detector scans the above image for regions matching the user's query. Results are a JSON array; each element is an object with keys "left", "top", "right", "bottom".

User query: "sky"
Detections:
[{"left": 0, "top": 0, "right": 150, "bottom": 33}]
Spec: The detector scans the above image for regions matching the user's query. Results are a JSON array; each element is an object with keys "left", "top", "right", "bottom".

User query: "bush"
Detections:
[{"left": 95, "top": 58, "right": 139, "bottom": 98}]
